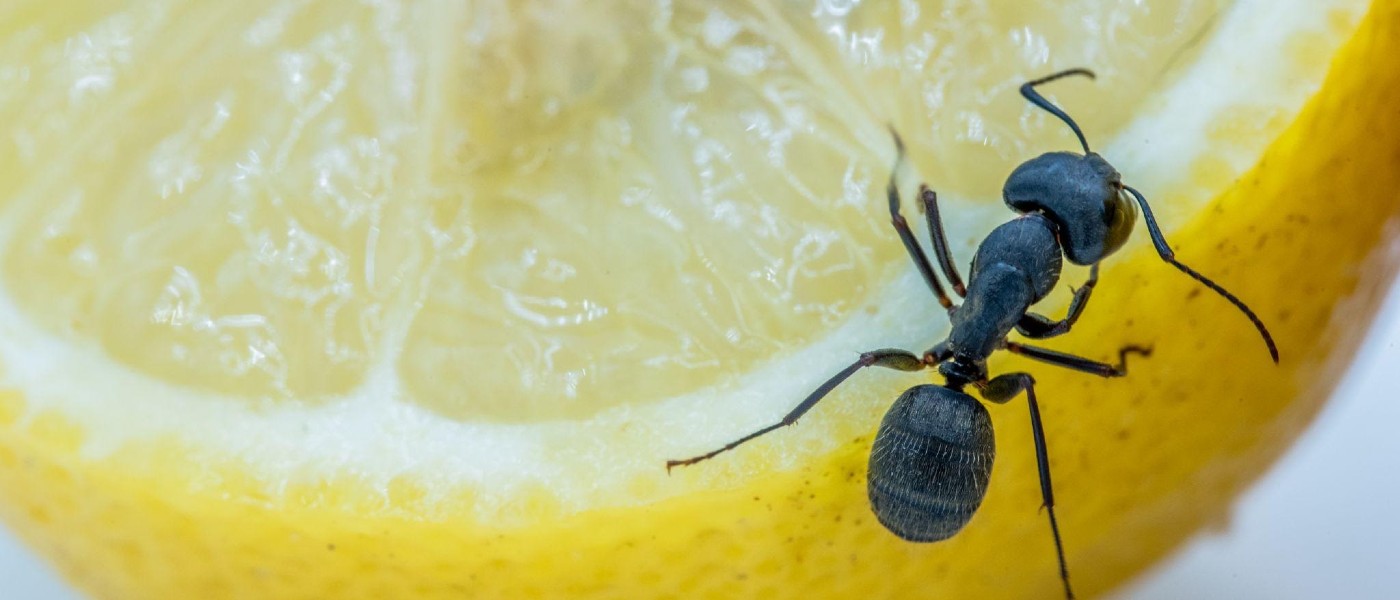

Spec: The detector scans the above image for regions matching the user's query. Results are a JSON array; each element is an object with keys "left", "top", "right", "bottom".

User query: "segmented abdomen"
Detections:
[{"left": 867, "top": 384, "right": 995, "bottom": 542}]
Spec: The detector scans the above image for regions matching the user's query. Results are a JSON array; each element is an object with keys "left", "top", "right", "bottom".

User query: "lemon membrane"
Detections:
[{"left": 0, "top": 0, "right": 1369, "bottom": 527}]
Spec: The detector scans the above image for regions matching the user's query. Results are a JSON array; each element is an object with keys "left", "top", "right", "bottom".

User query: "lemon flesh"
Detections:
[
  {"left": 0, "top": 0, "right": 1239, "bottom": 422},
  {"left": 0, "top": 1, "right": 1396, "bottom": 599}
]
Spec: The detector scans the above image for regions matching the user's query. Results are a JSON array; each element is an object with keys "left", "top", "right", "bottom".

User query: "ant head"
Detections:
[
  {"left": 1006, "top": 68, "right": 1279, "bottom": 362},
  {"left": 1005, "top": 68, "right": 1135, "bottom": 265},
  {"left": 1002, "top": 152, "right": 1137, "bottom": 265}
]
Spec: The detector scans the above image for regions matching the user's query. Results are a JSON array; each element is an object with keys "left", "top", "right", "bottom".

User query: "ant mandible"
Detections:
[{"left": 666, "top": 68, "right": 1278, "bottom": 600}]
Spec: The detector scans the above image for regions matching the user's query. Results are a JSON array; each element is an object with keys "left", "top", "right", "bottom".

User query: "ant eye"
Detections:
[{"left": 1103, "top": 190, "right": 1137, "bottom": 256}]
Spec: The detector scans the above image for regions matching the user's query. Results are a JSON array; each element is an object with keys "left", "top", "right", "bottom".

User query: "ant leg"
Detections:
[
  {"left": 1122, "top": 185, "right": 1279, "bottom": 363},
  {"left": 666, "top": 348, "right": 929, "bottom": 471},
  {"left": 888, "top": 129, "right": 956, "bottom": 312},
  {"left": 1004, "top": 342, "right": 1152, "bottom": 378},
  {"left": 1016, "top": 264, "right": 1099, "bottom": 338},
  {"left": 918, "top": 185, "right": 967, "bottom": 297},
  {"left": 979, "top": 373, "right": 1074, "bottom": 600}
]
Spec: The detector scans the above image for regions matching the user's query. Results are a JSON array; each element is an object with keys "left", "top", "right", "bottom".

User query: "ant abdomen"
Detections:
[{"left": 867, "top": 384, "right": 995, "bottom": 542}]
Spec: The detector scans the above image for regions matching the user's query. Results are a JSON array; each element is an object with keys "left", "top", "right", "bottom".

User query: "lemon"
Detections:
[{"left": 0, "top": 1, "right": 1397, "bottom": 598}]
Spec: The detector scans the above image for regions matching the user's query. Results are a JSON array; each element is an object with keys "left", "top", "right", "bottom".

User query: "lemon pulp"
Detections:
[{"left": 0, "top": 0, "right": 1241, "bottom": 421}]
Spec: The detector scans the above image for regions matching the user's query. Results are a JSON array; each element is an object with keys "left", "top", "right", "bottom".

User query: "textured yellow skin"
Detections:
[{"left": 2, "top": 4, "right": 1400, "bottom": 600}]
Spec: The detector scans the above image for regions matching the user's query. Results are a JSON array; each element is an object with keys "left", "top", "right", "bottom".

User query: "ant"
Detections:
[{"left": 666, "top": 68, "right": 1278, "bottom": 600}]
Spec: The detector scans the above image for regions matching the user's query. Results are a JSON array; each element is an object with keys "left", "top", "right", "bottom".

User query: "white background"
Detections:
[{"left": 2, "top": 279, "right": 1399, "bottom": 599}]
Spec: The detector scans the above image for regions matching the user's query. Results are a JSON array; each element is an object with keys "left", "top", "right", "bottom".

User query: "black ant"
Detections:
[{"left": 666, "top": 68, "right": 1277, "bottom": 600}]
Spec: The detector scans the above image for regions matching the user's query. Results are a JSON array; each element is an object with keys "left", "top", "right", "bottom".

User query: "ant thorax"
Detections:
[{"left": 945, "top": 214, "right": 1063, "bottom": 359}]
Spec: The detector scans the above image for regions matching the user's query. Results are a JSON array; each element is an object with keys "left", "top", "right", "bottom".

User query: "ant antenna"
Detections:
[
  {"left": 1123, "top": 185, "right": 1280, "bottom": 363},
  {"left": 1020, "top": 68, "right": 1096, "bottom": 154}
]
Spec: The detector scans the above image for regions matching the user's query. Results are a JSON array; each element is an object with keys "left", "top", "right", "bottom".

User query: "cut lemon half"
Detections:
[{"left": 0, "top": 1, "right": 1397, "bottom": 598}]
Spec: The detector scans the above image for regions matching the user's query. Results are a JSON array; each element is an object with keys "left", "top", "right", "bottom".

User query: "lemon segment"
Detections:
[
  {"left": 0, "top": 0, "right": 1250, "bottom": 425},
  {"left": 0, "top": 1, "right": 1395, "bottom": 599},
  {"left": 0, "top": 0, "right": 1364, "bottom": 508}
]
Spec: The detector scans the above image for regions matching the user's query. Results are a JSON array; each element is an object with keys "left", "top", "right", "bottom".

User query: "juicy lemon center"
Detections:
[{"left": 0, "top": 0, "right": 1229, "bottom": 424}]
